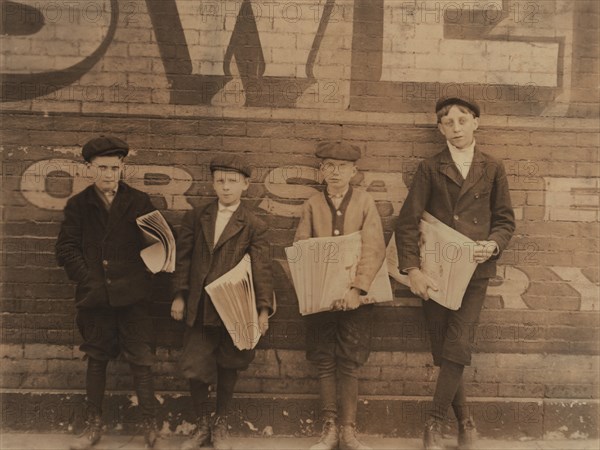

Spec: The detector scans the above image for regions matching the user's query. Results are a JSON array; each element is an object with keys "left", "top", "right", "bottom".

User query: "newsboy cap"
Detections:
[
  {"left": 82, "top": 135, "right": 129, "bottom": 162},
  {"left": 210, "top": 154, "right": 252, "bottom": 178},
  {"left": 315, "top": 141, "right": 361, "bottom": 162},
  {"left": 435, "top": 97, "right": 480, "bottom": 118}
]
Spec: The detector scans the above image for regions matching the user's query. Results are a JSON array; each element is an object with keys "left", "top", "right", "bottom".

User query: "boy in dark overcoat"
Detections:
[
  {"left": 170, "top": 154, "right": 274, "bottom": 450},
  {"left": 56, "top": 135, "right": 160, "bottom": 449},
  {"left": 396, "top": 97, "right": 515, "bottom": 450}
]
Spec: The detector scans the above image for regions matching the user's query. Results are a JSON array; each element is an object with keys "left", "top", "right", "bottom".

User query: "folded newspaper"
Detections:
[
  {"left": 204, "top": 255, "right": 260, "bottom": 350},
  {"left": 387, "top": 212, "right": 478, "bottom": 310},
  {"left": 286, "top": 232, "right": 394, "bottom": 316},
  {"left": 136, "top": 210, "right": 176, "bottom": 273}
]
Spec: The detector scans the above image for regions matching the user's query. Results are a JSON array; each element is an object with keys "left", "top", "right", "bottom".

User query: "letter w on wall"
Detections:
[{"left": 147, "top": 0, "right": 352, "bottom": 109}]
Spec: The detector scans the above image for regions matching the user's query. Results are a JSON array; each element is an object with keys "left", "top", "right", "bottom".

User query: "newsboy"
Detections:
[
  {"left": 396, "top": 97, "right": 515, "bottom": 450},
  {"left": 295, "top": 141, "right": 386, "bottom": 450},
  {"left": 171, "top": 154, "right": 274, "bottom": 450},
  {"left": 55, "top": 135, "right": 159, "bottom": 449}
]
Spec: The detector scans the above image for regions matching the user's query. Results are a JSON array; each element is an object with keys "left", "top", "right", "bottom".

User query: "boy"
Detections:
[
  {"left": 171, "top": 154, "right": 274, "bottom": 450},
  {"left": 55, "top": 135, "right": 160, "bottom": 449},
  {"left": 396, "top": 97, "right": 515, "bottom": 450},
  {"left": 294, "top": 141, "right": 386, "bottom": 450}
]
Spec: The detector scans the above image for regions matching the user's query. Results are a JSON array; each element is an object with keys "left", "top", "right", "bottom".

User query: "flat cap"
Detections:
[
  {"left": 82, "top": 135, "right": 129, "bottom": 162},
  {"left": 435, "top": 97, "right": 480, "bottom": 118},
  {"left": 210, "top": 154, "right": 252, "bottom": 178},
  {"left": 315, "top": 141, "right": 361, "bottom": 162}
]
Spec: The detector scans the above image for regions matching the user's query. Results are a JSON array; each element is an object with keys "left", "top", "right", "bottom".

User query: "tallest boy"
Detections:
[{"left": 396, "top": 97, "right": 515, "bottom": 450}]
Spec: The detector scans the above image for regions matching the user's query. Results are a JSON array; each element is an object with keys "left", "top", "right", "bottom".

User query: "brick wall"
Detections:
[{"left": 1, "top": 0, "right": 599, "bottom": 438}]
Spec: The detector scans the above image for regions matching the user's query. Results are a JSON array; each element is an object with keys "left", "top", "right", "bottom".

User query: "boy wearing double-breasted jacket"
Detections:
[
  {"left": 396, "top": 98, "right": 515, "bottom": 450},
  {"left": 170, "top": 155, "right": 274, "bottom": 450},
  {"left": 55, "top": 136, "right": 160, "bottom": 450},
  {"left": 294, "top": 141, "right": 386, "bottom": 450}
]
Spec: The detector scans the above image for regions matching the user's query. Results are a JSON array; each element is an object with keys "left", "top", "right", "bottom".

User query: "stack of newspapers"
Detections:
[
  {"left": 387, "top": 212, "right": 478, "bottom": 310},
  {"left": 285, "top": 232, "right": 393, "bottom": 315},
  {"left": 204, "top": 255, "right": 260, "bottom": 351},
  {"left": 136, "top": 210, "right": 176, "bottom": 273}
]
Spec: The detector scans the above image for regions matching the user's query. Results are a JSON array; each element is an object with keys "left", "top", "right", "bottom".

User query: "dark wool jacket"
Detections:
[
  {"left": 173, "top": 201, "right": 275, "bottom": 327},
  {"left": 56, "top": 182, "right": 156, "bottom": 308},
  {"left": 396, "top": 147, "right": 515, "bottom": 279}
]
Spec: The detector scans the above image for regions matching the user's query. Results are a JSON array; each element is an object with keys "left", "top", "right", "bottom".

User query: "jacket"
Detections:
[
  {"left": 174, "top": 201, "right": 275, "bottom": 327},
  {"left": 55, "top": 182, "right": 156, "bottom": 308},
  {"left": 396, "top": 147, "right": 515, "bottom": 279}
]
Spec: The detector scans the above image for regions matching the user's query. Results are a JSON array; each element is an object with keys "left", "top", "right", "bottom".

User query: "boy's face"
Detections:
[
  {"left": 320, "top": 158, "right": 357, "bottom": 190},
  {"left": 212, "top": 169, "right": 249, "bottom": 206},
  {"left": 437, "top": 105, "right": 479, "bottom": 149},
  {"left": 88, "top": 155, "right": 123, "bottom": 192}
]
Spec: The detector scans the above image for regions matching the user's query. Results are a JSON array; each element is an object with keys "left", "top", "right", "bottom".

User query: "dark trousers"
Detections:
[
  {"left": 77, "top": 302, "right": 157, "bottom": 422},
  {"left": 423, "top": 278, "right": 489, "bottom": 423},
  {"left": 76, "top": 302, "right": 155, "bottom": 366},
  {"left": 422, "top": 278, "right": 489, "bottom": 367},
  {"left": 305, "top": 304, "right": 374, "bottom": 426}
]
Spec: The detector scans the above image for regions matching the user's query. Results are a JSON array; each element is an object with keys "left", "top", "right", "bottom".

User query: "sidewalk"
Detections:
[{"left": 1, "top": 433, "right": 598, "bottom": 450}]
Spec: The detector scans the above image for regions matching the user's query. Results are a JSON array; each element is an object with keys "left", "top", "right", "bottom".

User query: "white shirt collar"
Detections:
[
  {"left": 446, "top": 139, "right": 476, "bottom": 157},
  {"left": 447, "top": 139, "right": 475, "bottom": 179},
  {"left": 218, "top": 201, "right": 241, "bottom": 213}
]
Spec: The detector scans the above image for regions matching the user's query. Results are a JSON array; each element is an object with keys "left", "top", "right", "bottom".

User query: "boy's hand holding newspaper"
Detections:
[
  {"left": 331, "top": 287, "right": 362, "bottom": 311},
  {"left": 473, "top": 240, "right": 498, "bottom": 264},
  {"left": 407, "top": 268, "right": 438, "bottom": 301}
]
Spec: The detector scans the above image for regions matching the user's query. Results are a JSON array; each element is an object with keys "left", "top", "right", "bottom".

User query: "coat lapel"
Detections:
[
  {"left": 457, "top": 148, "right": 486, "bottom": 200},
  {"left": 438, "top": 147, "right": 464, "bottom": 187},
  {"left": 213, "top": 205, "right": 246, "bottom": 252},
  {"left": 200, "top": 202, "right": 218, "bottom": 254}
]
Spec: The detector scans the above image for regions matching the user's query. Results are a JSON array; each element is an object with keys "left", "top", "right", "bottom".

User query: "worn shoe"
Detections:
[
  {"left": 69, "top": 415, "right": 103, "bottom": 450},
  {"left": 423, "top": 420, "right": 445, "bottom": 450},
  {"left": 310, "top": 417, "right": 339, "bottom": 450},
  {"left": 339, "top": 424, "right": 371, "bottom": 450},
  {"left": 180, "top": 416, "right": 211, "bottom": 450},
  {"left": 458, "top": 417, "right": 477, "bottom": 450},
  {"left": 142, "top": 417, "right": 159, "bottom": 448},
  {"left": 211, "top": 415, "right": 233, "bottom": 450}
]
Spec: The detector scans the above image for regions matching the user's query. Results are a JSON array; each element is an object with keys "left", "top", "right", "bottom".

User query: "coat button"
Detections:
[
  {"left": 336, "top": 210, "right": 342, "bottom": 216},
  {"left": 106, "top": 279, "right": 111, "bottom": 285},
  {"left": 334, "top": 229, "right": 340, "bottom": 236},
  {"left": 473, "top": 218, "right": 478, "bottom": 224},
  {"left": 102, "top": 260, "right": 108, "bottom": 266},
  {"left": 475, "top": 193, "right": 480, "bottom": 199},
  {"left": 453, "top": 215, "right": 459, "bottom": 221}
]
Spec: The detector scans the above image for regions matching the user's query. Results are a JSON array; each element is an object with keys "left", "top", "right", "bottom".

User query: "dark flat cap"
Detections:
[
  {"left": 82, "top": 135, "right": 129, "bottom": 162},
  {"left": 210, "top": 154, "right": 252, "bottom": 178},
  {"left": 315, "top": 141, "right": 361, "bottom": 161},
  {"left": 435, "top": 97, "right": 480, "bottom": 117}
]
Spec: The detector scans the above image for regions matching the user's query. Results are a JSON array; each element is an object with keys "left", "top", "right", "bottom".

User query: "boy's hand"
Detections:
[
  {"left": 343, "top": 287, "right": 362, "bottom": 310},
  {"left": 171, "top": 295, "right": 185, "bottom": 321},
  {"left": 473, "top": 240, "right": 498, "bottom": 264},
  {"left": 258, "top": 308, "right": 269, "bottom": 336},
  {"left": 408, "top": 268, "right": 438, "bottom": 300}
]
